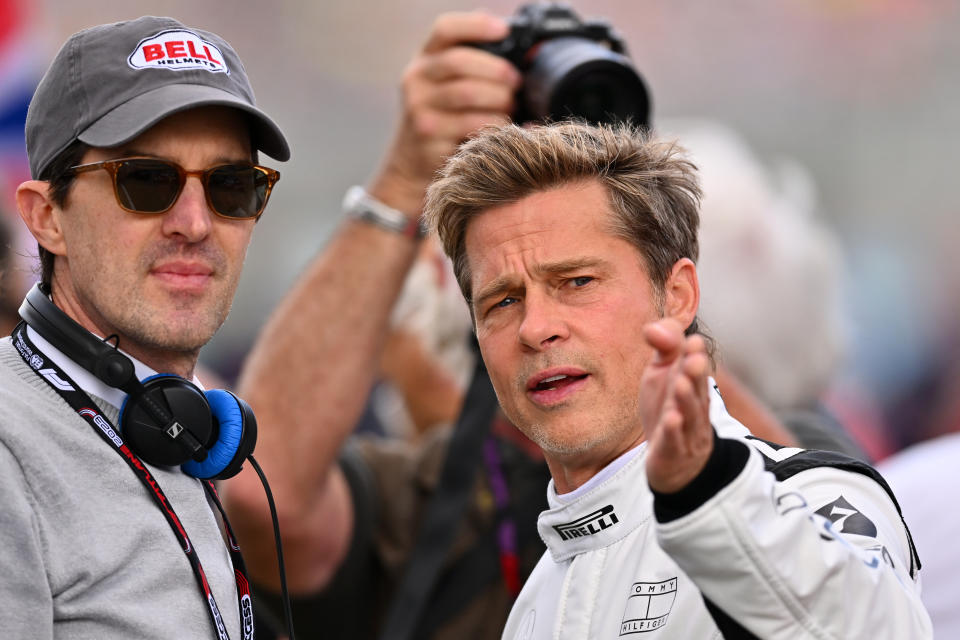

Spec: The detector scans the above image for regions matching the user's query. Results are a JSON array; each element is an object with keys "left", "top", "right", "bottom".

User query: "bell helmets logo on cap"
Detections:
[{"left": 127, "top": 29, "right": 229, "bottom": 74}]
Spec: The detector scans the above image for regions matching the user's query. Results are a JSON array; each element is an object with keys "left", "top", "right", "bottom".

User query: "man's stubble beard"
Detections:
[
  {"left": 116, "top": 288, "right": 234, "bottom": 355},
  {"left": 109, "top": 241, "right": 238, "bottom": 354},
  {"left": 518, "top": 403, "right": 639, "bottom": 460},
  {"left": 504, "top": 351, "right": 627, "bottom": 457}
]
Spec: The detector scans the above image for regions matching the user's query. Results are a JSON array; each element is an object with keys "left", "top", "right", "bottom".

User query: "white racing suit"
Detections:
[{"left": 502, "top": 385, "right": 931, "bottom": 639}]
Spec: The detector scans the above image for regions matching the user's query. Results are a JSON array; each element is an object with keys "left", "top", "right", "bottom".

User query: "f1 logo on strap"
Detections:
[{"left": 39, "top": 368, "right": 74, "bottom": 391}]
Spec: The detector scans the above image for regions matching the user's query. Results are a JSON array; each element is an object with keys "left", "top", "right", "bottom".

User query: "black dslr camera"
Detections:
[{"left": 475, "top": 3, "right": 650, "bottom": 127}]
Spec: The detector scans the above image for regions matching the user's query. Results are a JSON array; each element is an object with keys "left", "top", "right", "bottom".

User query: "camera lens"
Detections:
[{"left": 523, "top": 37, "right": 650, "bottom": 127}]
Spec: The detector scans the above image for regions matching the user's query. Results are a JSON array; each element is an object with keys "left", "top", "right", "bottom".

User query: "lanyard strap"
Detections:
[
  {"left": 482, "top": 430, "right": 521, "bottom": 598},
  {"left": 13, "top": 324, "right": 253, "bottom": 640}
]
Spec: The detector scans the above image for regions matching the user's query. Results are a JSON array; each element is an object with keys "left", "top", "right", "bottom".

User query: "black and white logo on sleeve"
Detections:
[{"left": 814, "top": 495, "right": 878, "bottom": 537}]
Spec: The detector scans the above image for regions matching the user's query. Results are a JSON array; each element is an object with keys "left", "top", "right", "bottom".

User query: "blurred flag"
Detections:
[
  {"left": 0, "top": 0, "right": 43, "bottom": 295},
  {"left": 0, "top": 0, "right": 38, "bottom": 196}
]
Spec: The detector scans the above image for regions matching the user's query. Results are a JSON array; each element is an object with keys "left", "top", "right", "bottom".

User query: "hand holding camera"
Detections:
[
  {"left": 474, "top": 2, "right": 651, "bottom": 127},
  {"left": 370, "top": 4, "right": 649, "bottom": 217},
  {"left": 368, "top": 11, "right": 521, "bottom": 215}
]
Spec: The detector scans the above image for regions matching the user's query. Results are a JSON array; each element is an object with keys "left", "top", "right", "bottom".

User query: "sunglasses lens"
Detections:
[
  {"left": 207, "top": 165, "right": 270, "bottom": 219},
  {"left": 115, "top": 160, "right": 182, "bottom": 213}
]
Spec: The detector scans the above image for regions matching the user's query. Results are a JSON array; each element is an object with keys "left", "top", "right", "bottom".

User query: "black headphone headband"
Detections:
[
  {"left": 18, "top": 283, "right": 187, "bottom": 437},
  {"left": 19, "top": 283, "right": 137, "bottom": 389}
]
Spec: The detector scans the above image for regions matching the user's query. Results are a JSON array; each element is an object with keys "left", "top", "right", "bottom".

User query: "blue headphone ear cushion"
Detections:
[{"left": 181, "top": 389, "right": 245, "bottom": 479}]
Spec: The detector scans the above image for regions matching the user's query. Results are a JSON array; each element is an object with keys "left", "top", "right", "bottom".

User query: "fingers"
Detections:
[
  {"left": 406, "top": 108, "right": 511, "bottom": 145},
  {"left": 642, "top": 328, "right": 711, "bottom": 445},
  {"left": 421, "top": 11, "right": 511, "bottom": 53},
  {"left": 406, "top": 11, "right": 521, "bottom": 119},
  {"left": 650, "top": 405, "right": 685, "bottom": 457},
  {"left": 414, "top": 45, "right": 521, "bottom": 86},
  {"left": 673, "top": 348, "right": 710, "bottom": 437},
  {"left": 401, "top": 11, "right": 523, "bottom": 143},
  {"left": 640, "top": 319, "right": 699, "bottom": 435},
  {"left": 645, "top": 332, "right": 714, "bottom": 493},
  {"left": 403, "top": 42, "right": 521, "bottom": 128},
  {"left": 406, "top": 68, "right": 517, "bottom": 114},
  {"left": 369, "top": 11, "right": 520, "bottom": 212},
  {"left": 672, "top": 332, "right": 709, "bottom": 407},
  {"left": 643, "top": 318, "right": 687, "bottom": 366}
]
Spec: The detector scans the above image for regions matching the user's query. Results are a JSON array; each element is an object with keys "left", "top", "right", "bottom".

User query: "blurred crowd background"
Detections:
[{"left": 2, "top": 0, "right": 959, "bottom": 459}]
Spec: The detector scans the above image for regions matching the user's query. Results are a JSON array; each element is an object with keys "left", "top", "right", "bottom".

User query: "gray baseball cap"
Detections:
[{"left": 26, "top": 16, "right": 290, "bottom": 179}]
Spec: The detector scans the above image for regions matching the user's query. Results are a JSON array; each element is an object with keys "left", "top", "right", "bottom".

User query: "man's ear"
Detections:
[
  {"left": 16, "top": 180, "right": 66, "bottom": 257},
  {"left": 663, "top": 258, "right": 699, "bottom": 328}
]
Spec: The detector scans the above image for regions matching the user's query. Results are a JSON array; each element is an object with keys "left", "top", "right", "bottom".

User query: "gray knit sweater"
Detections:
[{"left": 0, "top": 336, "right": 242, "bottom": 639}]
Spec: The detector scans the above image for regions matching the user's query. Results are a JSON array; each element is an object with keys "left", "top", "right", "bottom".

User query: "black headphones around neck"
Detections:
[{"left": 18, "top": 283, "right": 256, "bottom": 479}]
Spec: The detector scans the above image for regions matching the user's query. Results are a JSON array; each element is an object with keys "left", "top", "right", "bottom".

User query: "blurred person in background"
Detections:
[
  {"left": 878, "top": 431, "right": 960, "bottom": 639},
  {"left": 664, "top": 120, "right": 869, "bottom": 460},
  {"left": 223, "top": 9, "right": 801, "bottom": 640}
]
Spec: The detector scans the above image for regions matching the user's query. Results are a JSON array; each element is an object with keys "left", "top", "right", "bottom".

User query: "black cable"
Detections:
[{"left": 248, "top": 454, "right": 296, "bottom": 640}]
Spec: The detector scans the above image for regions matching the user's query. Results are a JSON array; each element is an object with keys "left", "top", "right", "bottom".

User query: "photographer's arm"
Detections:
[{"left": 222, "top": 11, "right": 519, "bottom": 594}]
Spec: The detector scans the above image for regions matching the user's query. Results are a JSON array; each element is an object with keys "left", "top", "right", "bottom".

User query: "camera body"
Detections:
[{"left": 475, "top": 3, "right": 650, "bottom": 127}]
